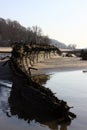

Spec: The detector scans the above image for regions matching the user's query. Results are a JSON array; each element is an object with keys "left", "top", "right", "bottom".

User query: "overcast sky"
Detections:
[{"left": 0, "top": 0, "right": 87, "bottom": 48}]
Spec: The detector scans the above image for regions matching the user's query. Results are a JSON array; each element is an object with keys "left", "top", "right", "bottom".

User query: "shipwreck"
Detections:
[{"left": 8, "top": 43, "right": 76, "bottom": 123}]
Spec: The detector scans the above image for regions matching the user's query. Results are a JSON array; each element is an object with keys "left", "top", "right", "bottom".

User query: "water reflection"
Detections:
[
  {"left": 0, "top": 80, "right": 12, "bottom": 88},
  {"left": 0, "top": 53, "right": 11, "bottom": 59},
  {"left": 0, "top": 80, "right": 11, "bottom": 115},
  {"left": 31, "top": 74, "right": 50, "bottom": 85},
  {"left": 1, "top": 70, "right": 87, "bottom": 130},
  {"left": 7, "top": 74, "right": 72, "bottom": 130},
  {"left": 0, "top": 74, "right": 73, "bottom": 130},
  {"left": 8, "top": 88, "right": 71, "bottom": 130}
]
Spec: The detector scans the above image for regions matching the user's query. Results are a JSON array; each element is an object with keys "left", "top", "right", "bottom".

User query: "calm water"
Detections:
[
  {"left": 0, "top": 53, "right": 11, "bottom": 59},
  {"left": 0, "top": 70, "right": 87, "bottom": 130}
]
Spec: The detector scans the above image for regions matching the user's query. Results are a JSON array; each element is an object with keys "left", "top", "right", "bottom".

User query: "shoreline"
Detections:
[
  {"left": 0, "top": 56, "right": 87, "bottom": 80},
  {"left": 31, "top": 56, "right": 87, "bottom": 75}
]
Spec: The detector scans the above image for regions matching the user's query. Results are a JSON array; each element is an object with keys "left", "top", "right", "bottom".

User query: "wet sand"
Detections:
[
  {"left": 32, "top": 56, "right": 87, "bottom": 74},
  {"left": 0, "top": 47, "right": 12, "bottom": 53},
  {"left": 1, "top": 56, "right": 87, "bottom": 78}
]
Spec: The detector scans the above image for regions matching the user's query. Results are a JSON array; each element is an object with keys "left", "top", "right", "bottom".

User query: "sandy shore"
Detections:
[
  {"left": 32, "top": 56, "right": 87, "bottom": 74},
  {"left": 0, "top": 56, "right": 87, "bottom": 80}
]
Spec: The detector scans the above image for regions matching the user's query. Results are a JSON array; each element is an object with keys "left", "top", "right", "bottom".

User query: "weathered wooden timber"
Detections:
[{"left": 9, "top": 43, "right": 76, "bottom": 123}]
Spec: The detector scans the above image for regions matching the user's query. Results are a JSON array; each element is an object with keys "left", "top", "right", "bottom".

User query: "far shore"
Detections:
[{"left": 1, "top": 56, "right": 87, "bottom": 80}]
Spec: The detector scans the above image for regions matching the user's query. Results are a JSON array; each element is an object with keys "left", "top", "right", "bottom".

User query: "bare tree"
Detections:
[
  {"left": 67, "top": 44, "right": 76, "bottom": 49},
  {"left": 0, "top": 18, "right": 50, "bottom": 47}
]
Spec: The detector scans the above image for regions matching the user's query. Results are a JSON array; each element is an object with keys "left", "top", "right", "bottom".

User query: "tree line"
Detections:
[
  {"left": 0, "top": 17, "right": 76, "bottom": 49},
  {"left": 0, "top": 18, "right": 50, "bottom": 46}
]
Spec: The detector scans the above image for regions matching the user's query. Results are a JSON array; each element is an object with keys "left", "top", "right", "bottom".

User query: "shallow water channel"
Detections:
[{"left": 0, "top": 70, "right": 87, "bottom": 130}]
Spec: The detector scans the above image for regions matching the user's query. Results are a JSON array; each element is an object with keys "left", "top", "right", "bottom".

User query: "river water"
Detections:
[{"left": 0, "top": 70, "right": 87, "bottom": 130}]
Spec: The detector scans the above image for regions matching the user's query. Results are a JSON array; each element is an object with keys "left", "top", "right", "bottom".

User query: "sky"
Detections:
[{"left": 0, "top": 0, "right": 87, "bottom": 48}]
